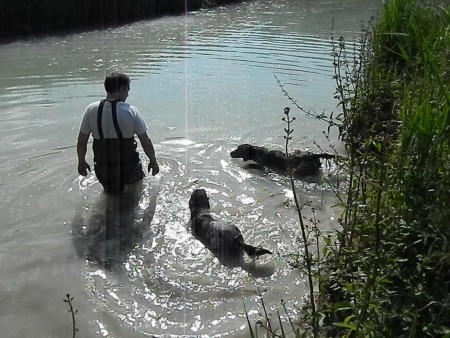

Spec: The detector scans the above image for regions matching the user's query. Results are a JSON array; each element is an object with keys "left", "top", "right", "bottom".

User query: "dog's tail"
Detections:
[
  {"left": 242, "top": 244, "right": 272, "bottom": 258},
  {"left": 237, "top": 236, "right": 272, "bottom": 258}
]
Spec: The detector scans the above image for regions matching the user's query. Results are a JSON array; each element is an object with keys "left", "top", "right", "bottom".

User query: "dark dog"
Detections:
[
  {"left": 188, "top": 189, "right": 272, "bottom": 267},
  {"left": 230, "top": 144, "right": 335, "bottom": 177}
]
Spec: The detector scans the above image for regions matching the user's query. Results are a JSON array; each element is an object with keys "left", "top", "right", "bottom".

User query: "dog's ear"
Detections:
[
  {"left": 189, "top": 189, "right": 201, "bottom": 210},
  {"left": 189, "top": 195, "right": 196, "bottom": 210},
  {"left": 241, "top": 144, "right": 251, "bottom": 161}
]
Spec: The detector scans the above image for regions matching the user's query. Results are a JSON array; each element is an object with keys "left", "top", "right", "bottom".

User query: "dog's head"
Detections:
[
  {"left": 230, "top": 144, "right": 252, "bottom": 161},
  {"left": 189, "top": 188, "right": 210, "bottom": 213}
]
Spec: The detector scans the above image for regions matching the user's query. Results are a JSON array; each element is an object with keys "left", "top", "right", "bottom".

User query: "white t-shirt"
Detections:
[{"left": 80, "top": 100, "right": 147, "bottom": 139}]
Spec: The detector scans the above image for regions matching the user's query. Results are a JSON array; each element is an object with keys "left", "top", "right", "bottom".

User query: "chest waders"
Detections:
[{"left": 93, "top": 100, "right": 144, "bottom": 193}]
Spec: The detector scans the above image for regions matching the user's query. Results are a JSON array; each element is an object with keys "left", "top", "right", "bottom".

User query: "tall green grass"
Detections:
[
  {"left": 318, "top": 0, "right": 450, "bottom": 336},
  {"left": 245, "top": 1, "right": 449, "bottom": 336}
]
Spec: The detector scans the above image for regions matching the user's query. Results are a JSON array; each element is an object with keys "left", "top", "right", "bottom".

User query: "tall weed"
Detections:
[
  {"left": 319, "top": 0, "right": 450, "bottom": 336},
  {"left": 247, "top": 1, "right": 450, "bottom": 336}
]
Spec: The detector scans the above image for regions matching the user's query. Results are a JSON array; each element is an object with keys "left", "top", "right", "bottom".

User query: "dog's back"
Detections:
[
  {"left": 194, "top": 217, "right": 243, "bottom": 258},
  {"left": 188, "top": 189, "right": 271, "bottom": 266},
  {"left": 189, "top": 189, "right": 240, "bottom": 253}
]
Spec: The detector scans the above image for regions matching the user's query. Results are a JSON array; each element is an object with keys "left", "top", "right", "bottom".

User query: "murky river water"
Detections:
[{"left": 0, "top": 0, "right": 381, "bottom": 337}]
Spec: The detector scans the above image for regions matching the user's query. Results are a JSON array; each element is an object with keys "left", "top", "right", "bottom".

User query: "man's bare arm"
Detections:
[
  {"left": 137, "top": 132, "right": 159, "bottom": 176},
  {"left": 77, "top": 132, "right": 91, "bottom": 176}
]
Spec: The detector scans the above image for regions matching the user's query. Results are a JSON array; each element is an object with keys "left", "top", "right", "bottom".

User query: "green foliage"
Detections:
[
  {"left": 272, "top": 1, "right": 450, "bottom": 337},
  {"left": 375, "top": 0, "right": 450, "bottom": 75},
  {"left": 316, "top": 0, "right": 450, "bottom": 337}
]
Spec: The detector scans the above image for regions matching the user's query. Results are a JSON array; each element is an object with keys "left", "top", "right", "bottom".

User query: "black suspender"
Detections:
[
  {"left": 97, "top": 100, "right": 105, "bottom": 139},
  {"left": 111, "top": 101, "right": 123, "bottom": 139},
  {"left": 96, "top": 100, "right": 123, "bottom": 139}
]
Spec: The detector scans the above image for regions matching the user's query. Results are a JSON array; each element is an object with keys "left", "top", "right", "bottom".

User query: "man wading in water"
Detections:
[{"left": 77, "top": 72, "right": 159, "bottom": 194}]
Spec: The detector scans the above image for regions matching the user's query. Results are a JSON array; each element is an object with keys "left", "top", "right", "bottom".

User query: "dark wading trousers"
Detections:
[{"left": 93, "top": 100, "right": 144, "bottom": 194}]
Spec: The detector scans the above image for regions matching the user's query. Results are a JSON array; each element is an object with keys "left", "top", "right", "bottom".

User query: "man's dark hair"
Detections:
[{"left": 104, "top": 72, "right": 130, "bottom": 93}]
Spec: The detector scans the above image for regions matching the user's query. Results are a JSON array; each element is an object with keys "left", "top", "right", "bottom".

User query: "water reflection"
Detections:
[
  {"left": 71, "top": 181, "right": 160, "bottom": 270},
  {"left": 215, "top": 252, "right": 275, "bottom": 278},
  {"left": 0, "top": 0, "right": 382, "bottom": 335}
]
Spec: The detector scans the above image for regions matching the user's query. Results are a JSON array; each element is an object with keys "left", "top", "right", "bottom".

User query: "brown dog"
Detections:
[
  {"left": 230, "top": 144, "right": 335, "bottom": 177},
  {"left": 188, "top": 189, "right": 272, "bottom": 267}
]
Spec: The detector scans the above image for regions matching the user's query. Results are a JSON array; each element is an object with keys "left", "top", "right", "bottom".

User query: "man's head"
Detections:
[{"left": 104, "top": 72, "right": 130, "bottom": 101}]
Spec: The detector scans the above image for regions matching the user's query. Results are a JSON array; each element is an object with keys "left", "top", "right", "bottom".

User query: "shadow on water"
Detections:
[
  {"left": 71, "top": 181, "right": 160, "bottom": 270},
  {"left": 242, "top": 162, "right": 324, "bottom": 184},
  {"left": 212, "top": 251, "right": 275, "bottom": 278}
]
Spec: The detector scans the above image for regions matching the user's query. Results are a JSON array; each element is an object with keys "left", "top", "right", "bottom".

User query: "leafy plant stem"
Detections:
[{"left": 283, "top": 107, "right": 318, "bottom": 337}]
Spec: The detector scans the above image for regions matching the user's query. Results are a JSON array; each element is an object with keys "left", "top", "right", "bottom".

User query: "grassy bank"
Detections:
[
  {"left": 248, "top": 0, "right": 449, "bottom": 336},
  {"left": 318, "top": 0, "right": 450, "bottom": 336},
  {"left": 0, "top": 0, "right": 245, "bottom": 39}
]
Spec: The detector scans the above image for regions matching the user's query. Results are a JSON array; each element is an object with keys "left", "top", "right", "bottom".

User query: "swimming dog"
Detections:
[
  {"left": 188, "top": 189, "right": 272, "bottom": 267},
  {"left": 230, "top": 143, "right": 335, "bottom": 177}
]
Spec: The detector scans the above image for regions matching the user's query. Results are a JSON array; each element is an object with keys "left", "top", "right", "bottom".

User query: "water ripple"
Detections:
[{"left": 0, "top": 0, "right": 379, "bottom": 336}]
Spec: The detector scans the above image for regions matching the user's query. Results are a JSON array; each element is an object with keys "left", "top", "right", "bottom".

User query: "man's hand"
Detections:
[
  {"left": 137, "top": 132, "right": 159, "bottom": 176},
  {"left": 148, "top": 160, "right": 159, "bottom": 176},
  {"left": 78, "top": 161, "right": 91, "bottom": 176}
]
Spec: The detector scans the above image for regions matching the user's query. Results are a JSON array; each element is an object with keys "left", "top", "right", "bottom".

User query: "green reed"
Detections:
[
  {"left": 317, "top": 0, "right": 450, "bottom": 336},
  {"left": 245, "top": 1, "right": 449, "bottom": 336},
  {"left": 264, "top": 0, "right": 450, "bottom": 336}
]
